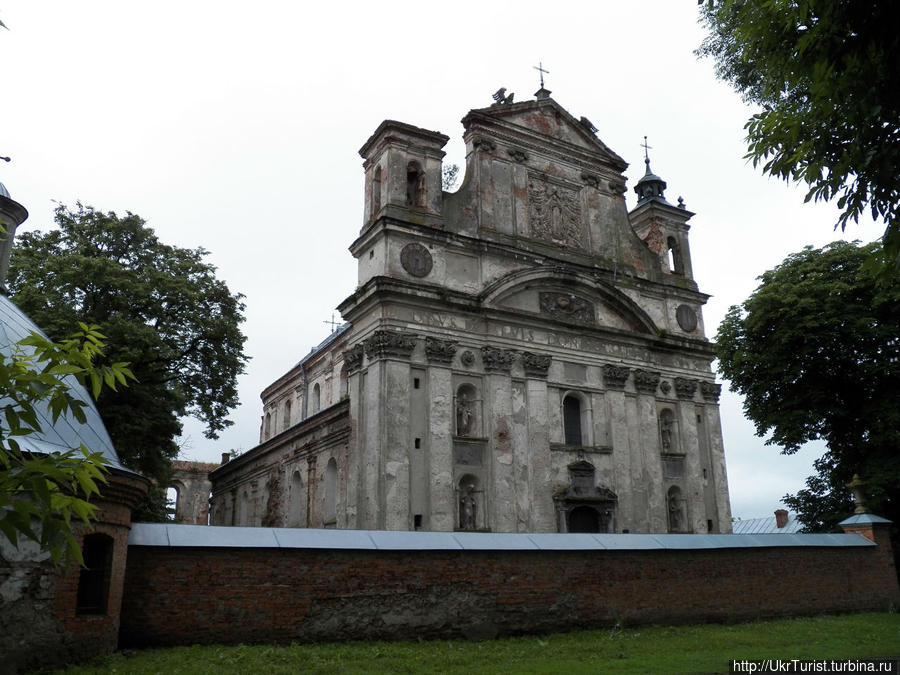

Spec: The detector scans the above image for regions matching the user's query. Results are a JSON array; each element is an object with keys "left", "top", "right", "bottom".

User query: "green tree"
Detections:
[
  {"left": 8, "top": 204, "right": 248, "bottom": 518},
  {"left": 716, "top": 241, "right": 900, "bottom": 532},
  {"left": 1, "top": 324, "right": 134, "bottom": 563},
  {"left": 697, "top": 1, "right": 900, "bottom": 274}
]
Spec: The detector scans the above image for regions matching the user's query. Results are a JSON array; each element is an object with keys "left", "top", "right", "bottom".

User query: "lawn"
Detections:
[{"left": 58, "top": 613, "right": 899, "bottom": 674}]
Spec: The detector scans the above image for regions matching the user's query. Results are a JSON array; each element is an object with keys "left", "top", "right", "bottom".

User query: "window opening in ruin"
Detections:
[
  {"left": 312, "top": 383, "right": 321, "bottom": 414},
  {"left": 568, "top": 505, "right": 601, "bottom": 533},
  {"left": 371, "top": 166, "right": 382, "bottom": 219},
  {"left": 666, "top": 236, "right": 684, "bottom": 275},
  {"left": 702, "top": 468, "right": 708, "bottom": 480},
  {"left": 289, "top": 470, "right": 303, "bottom": 527},
  {"left": 76, "top": 533, "right": 113, "bottom": 615},
  {"left": 414, "top": 377, "right": 420, "bottom": 389},
  {"left": 414, "top": 437, "right": 421, "bottom": 449},
  {"left": 563, "top": 395, "right": 582, "bottom": 446},
  {"left": 324, "top": 458, "right": 337, "bottom": 525},
  {"left": 406, "top": 161, "right": 425, "bottom": 207},
  {"left": 414, "top": 514, "right": 422, "bottom": 530},
  {"left": 283, "top": 399, "right": 292, "bottom": 430},
  {"left": 707, "top": 519, "right": 714, "bottom": 533},
  {"left": 165, "top": 485, "right": 179, "bottom": 521}
]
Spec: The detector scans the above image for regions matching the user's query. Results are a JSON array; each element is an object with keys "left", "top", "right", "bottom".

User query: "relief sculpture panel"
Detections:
[{"left": 527, "top": 176, "right": 585, "bottom": 250}]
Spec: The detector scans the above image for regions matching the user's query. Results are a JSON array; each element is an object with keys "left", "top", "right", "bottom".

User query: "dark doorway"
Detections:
[{"left": 568, "top": 506, "right": 600, "bottom": 533}]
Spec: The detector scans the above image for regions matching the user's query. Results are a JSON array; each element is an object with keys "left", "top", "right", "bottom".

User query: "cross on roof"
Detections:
[
  {"left": 533, "top": 61, "right": 549, "bottom": 89},
  {"left": 323, "top": 313, "right": 341, "bottom": 333},
  {"left": 641, "top": 136, "right": 653, "bottom": 163}
]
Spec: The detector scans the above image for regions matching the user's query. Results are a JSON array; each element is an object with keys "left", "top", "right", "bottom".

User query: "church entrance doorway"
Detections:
[{"left": 568, "top": 506, "right": 601, "bottom": 533}]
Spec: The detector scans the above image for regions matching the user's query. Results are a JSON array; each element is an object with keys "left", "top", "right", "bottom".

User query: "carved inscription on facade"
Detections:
[
  {"left": 539, "top": 292, "right": 595, "bottom": 324},
  {"left": 527, "top": 177, "right": 585, "bottom": 250}
]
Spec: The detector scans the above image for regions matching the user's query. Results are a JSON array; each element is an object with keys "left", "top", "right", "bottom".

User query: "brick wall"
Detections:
[{"left": 120, "top": 532, "right": 900, "bottom": 648}]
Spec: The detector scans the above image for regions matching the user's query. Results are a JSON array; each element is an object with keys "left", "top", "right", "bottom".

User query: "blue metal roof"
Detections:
[
  {"left": 129, "top": 523, "right": 875, "bottom": 550},
  {"left": 731, "top": 513, "right": 804, "bottom": 535},
  {"left": 839, "top": 513, "right": 892, "bottom": 526},
  {"left": 0, "top": 294, "right": 129, "bottom": 473}
]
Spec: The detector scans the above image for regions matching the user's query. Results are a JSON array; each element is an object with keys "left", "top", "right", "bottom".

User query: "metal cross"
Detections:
[
  {"left": 641, "top": 136, "right": 653, "bottom": 163},
  {"left": 323, "top": 313, "right": 341, "bottom": 333},
  {"left": 533, "top": 62, "right": 550, "bottom": 89}
]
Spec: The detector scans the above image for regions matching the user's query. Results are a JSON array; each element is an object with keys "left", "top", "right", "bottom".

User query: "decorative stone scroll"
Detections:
[
  {"left": 580, "top": 172, "right": 600, "bottom": 188},
  {"left": 673, "top": 377, "right": 698, "bottom": 400},
  {"left": 633, "top": 369, "right": 661, "bottom": 394},
  {"left": 481, "top": 346, "right": 516, "bottom": 374},
  {"left": 539, "top": 292, "right": 595, "bottom": 324},
  {"left": 508, "top": 148, "right": 528, "bottom": 163},
  {"left": 602, "top": 364, "right": 631, "bottom": 390},
  {"left": 699, "top": 381, "right": 722, "bottom": 403},
  {"left": 528, "top": 177, "right": 585, "bottom": 250},
  {"left": 363, "top": 329, "right": 416, "bottom": 360},
  {"left": 521, "top": 352, "right": 551, "bottom": 378},
  {"left": 425, "top": 337, "right": 457, "bottom": 365},
  {"left": 342, "top": 344, "right": 365, "bottom": 375},
  {"left": 473, "top": 137, "right": 496, "bottom": 153},
  {"left": 400, "top": 243, "right": 433, "bottom": 278}
]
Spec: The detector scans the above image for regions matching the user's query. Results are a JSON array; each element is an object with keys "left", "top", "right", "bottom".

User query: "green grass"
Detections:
[{"left": 59, "top": 613, "right": 899, "bottom": 674}]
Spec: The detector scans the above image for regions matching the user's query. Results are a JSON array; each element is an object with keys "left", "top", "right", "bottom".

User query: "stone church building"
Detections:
[{"left": 209, "top": 89, "right": 732, "bottom": 535}]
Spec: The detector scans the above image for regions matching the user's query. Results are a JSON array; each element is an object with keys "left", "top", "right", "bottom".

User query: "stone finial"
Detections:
[
  {"left": 673, "top": 377, "right": 698, "bottom": 400},
  {"left": 425, "top": 337, "right": 457, "bottom": 365},
  {"left": 342, "top": 344, "right": 365, "bottom": 374},
  {"left": 481, "top": 346, "right": 516, "bottom": 374},
  {"left": 633, "top": 369, "right": 661, "bottom": 394},
  {"left": 848, "top": 474, "right": 868, "bottom": 514},
  {"left": 699, "top": 381, "right": 722, "bottom": 403},
  {"left": 363, "top": 330, "right": 416, "bottom": 360},
  {"left": 521, "top": 352, "right": 551, "bottom": 378},
  {"left": 603, "top": 364, "right": 631, "bottom": 390}
]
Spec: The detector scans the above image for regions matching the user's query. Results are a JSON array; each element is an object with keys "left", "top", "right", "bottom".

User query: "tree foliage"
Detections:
[
  {"left": 698, "top": 0, "right": 900, "bottom": 274},
  {"left": 716, "top": 241, "right": 900, "bottom": 531},
  {"left": 8, "top": 204, "right": 248, "bottom": 516},
  {"left": 1, "top": 324, "right": 134, "bottom": 563}
]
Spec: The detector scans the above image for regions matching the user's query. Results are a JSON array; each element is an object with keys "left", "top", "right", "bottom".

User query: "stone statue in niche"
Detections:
[
  {"left": 456, "top": 392, "right": 474, "bottom": 437},
  {"left": 459, "top": 485, "right": 477, "bottom": 530},
  {"left": 528, "top": 177, "right": 584, "bottom": 250},
  {"left": 659, "top": 409, "right": 676, "bottom": 451},
  {"left": 667, "top": 488, "right": 686, "bottom": 532}
]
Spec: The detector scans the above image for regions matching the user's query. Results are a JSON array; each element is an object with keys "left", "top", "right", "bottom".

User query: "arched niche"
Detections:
[{"left": 455, "top": 383, "right": 482, "bottom": 438}]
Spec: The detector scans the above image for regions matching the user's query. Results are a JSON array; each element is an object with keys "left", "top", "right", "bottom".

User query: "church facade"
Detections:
[{"left": 209, "top": 89, "right": 732, "bottom": 535}]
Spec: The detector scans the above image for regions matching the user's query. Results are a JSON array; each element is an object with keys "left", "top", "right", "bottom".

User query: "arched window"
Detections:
[
  {"left": 458, "top": 474, "right": 480, "bottom": 531},
  {"left": 283, "top": 399, "right": 292, "bottom": 430},
  {"left": 455, "top": 384, "right": 480, "bottom": 437},
  {"left": 324, "top": 458, "right": 337, "bottom": 525},
  {"left": 288, "top": 469, "right": 304, "bottom": 528},
  {"left": 312, "top": 383, "right": 321, "bottom": 414},
  {"left": 563, "top": 395, "right": 583, "bottom": 446},
  {"left": 666, "top": 236, "right": 684, "bottom": 275},
  {"left": 76, "top": 533, "right": 113, "bottom": 615},
  {"left": 667, "top": 485, "right": 687, "bottom": 532},
  {"left": 264, "top": 412, "right": 272, "bottom": 440},
  {"left": 406, "top": 161, "right": 425, "bottom": 207},
  {"left": 165, "top": 485, "right": 179, "bottom": 522},
  {"left": 238, "top": 490, "right": 249, "bottom": 526},
  {"left": 371, "top": 166, "right": 382, "bottom": 220}
]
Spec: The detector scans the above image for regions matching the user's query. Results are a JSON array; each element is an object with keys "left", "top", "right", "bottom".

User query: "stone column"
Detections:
[
  {"left": 633, "top": 369, "right": 664, "bottom": 532},
  {"left": 364, "top": 329, "right": 416, "bottom": 530},
  {"left": 700, "top": 380, "right": 732, "bottom": 532},
  {"left": 523, "top": 353, "right": 552, "bottom": 531},
  {"left": 674, "top": 377, "right": 703, "bottom": 533},
  {"left": 425, "top": 338, "right": 456, "bottom": 531},
  {"left": 482, "top": 346, "right": 517, "bottom": 532},
  {"left": 603, "top": 364, "right": 632, "bottom": 531}
]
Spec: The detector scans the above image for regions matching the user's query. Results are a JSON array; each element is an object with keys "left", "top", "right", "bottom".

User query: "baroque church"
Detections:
[{"left": 208, "top": 88, "right": 732, "bottom": 535}]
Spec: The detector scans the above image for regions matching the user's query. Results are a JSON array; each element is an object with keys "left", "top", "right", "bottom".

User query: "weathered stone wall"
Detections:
[
  {"left": 119, "top": 528, "right": 899, "bottom": 649},
  {"left": 170, "top": 461, "right": 217, "bottom": 524}
]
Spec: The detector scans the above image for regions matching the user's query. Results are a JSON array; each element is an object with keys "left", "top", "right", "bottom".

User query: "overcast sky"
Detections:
[{"left": 0, "top": 2, "right": 884, "bottom": 520}]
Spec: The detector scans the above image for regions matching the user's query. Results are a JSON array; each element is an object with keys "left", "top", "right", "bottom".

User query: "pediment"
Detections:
[
  {"left": 481, "top": 269, "right": 657, "bottom": 335},
  {"left": 462, "top": 98, "right": 627, "bottom": 170}
]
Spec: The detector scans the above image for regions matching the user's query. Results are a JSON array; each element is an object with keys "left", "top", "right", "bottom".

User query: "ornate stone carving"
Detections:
[
  {"left": 363, "top": 330, "right": 416, "bottom": 360},
  {"left": 528, "top": 178, "right": 584, "bottom": 250},
  {"left": 674, "top": 377, "right": 698, "bottom": 400},
  {"left": 676, "top": 304, "right": 698, "bottom": 332},
  {"left": 539, "top": 292, "right": 595, "bottom": 324},
  {"left": 521, "top": 352, "right": 551, "bottom": 378},
  {"left": 608, "top": 179, "right": 627, "bottom": 195},
  {"left": 633, "top": 369, "right": 661, "bottom": 394},
  {"left": 473, "top": 137, "right": 496, "bottom": 153},
  {"left": 508, "top": 148, "right": 528, "bottom": 163},
  {"left": 400, "top": 242, "right": 433, "bottom": 278},
  {"left": 660, "top": 380, "right": 672, "bottom": 395},
  {"left": 425, "top": 337, "right": 457, "bottom": 365},
  {"left": 603, "top": 364, "right": 631, "bottom": 390},
  {"left": 580, "top": 172, "right": 600, "bottom": 188},
  {"left": 456, "top": 392, "right": 474, "bottom": 437},
  {"left": 699, "top": 381, "right": 722, "bottom": 403},
  {"left": 481, "top": 346, "right": 516, "bottom": 373},
  {"left": 342, "top": 344, "right": 365, "bottom": 374},
  {"left": 460, "top": 350, "right": 476, "bottom": 367}
]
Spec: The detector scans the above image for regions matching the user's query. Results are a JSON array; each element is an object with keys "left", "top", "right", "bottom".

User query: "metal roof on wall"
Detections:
[{"left": 130, "top": 523, "right": 874, "bottom": 551}]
